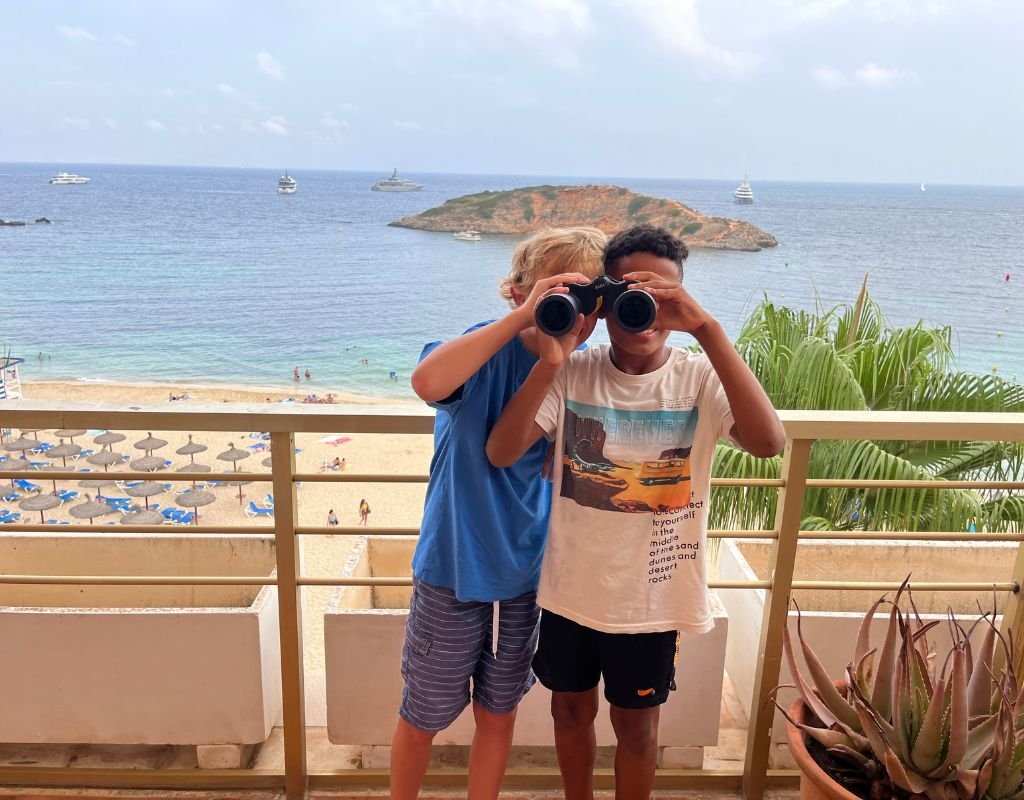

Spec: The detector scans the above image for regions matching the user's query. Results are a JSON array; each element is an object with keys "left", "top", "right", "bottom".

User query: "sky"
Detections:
[{"left": 1, "top": 0, "right": 1021, "bottom": 184}]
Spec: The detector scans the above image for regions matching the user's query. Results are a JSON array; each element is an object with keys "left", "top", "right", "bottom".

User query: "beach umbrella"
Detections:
[
  {"left": 176, "top": 461, "right": 211, "bottom": 489},
  {"left": 69, "top": 494, "right": 112, "bottom": 525},
  {"left": 217, "top": 442, "right": 251, "bottom": 474},
  {"left": 319, "top": 435, "right": 352, "bottom": 446},
  {"left": 32, "top": 465, "right": 61, "bottom": 493},
  {"left": 54, "top": 428, "right": 87, "bottom": 442},
  {"left": 261, "top": 455, "right": 274, "bottom": 468},
  {"left": 226, "top": 478, "right": 252, "bottom": 505},
  {"left": 87, "top": 450, "right": 124, "bottom": 471},
  {"left": 79, "top": 476, "right": 116, "bottom": 498},
  {"left": 125, "top": 481, "right": 165, "bottom": 510},
  {"left": 93, "top": 431, "right": 126, "bottom": 448},
  {"left": 19, "top": 429, "right": 42, "bottom": 441},
  {"left": 19, "top": 493, "right": 60, "bottom": 523},
  {"left": 45, "top": 441, "right": 82, "bottom": 468},
  {"left": 176, "top": 434, "right": 207, "bottom": 464},
  {"left": 134, "top": 433, "right": 168, "bottom": 452},
  {"left": 176, "top": 489, "right": 215, "bottom": 525},
  {"left": 120, "top": 510, "right": 164, "bottom": 525},
  {"left": 3, "top": 457, "right": 30, "bottom": 487},
  {"left": 4, "top": 436, "right": 37, "bottom": 453},
  {"left": 130, "top": 455, "right": 167, "bottom": 472}
]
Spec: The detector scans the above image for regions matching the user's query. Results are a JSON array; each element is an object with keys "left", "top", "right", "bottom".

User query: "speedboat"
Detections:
[
  {"left": 733, "top": 176, "right": 753, "bottom": 204},
  {"left": 49, "top": 172, "right": 90, "bottom": 185},
  {"left": 371, "top": 168, "right": 424, "bottom": 192},
  {"left": 277, "top": 172, "right": 297, "bottom": 194},
  {"left": 453, "top": 230, "right": 481, "bottom": 241}
]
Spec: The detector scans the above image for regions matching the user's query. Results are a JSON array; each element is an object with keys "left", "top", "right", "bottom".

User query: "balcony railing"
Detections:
[{"left": 0, "top": 402, "right": 1022, "bottom": 799}]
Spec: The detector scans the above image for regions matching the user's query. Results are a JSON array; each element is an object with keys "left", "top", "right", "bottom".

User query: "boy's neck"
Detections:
[{"left": 608, "top": 344, "right": 672, "bottom": 375}]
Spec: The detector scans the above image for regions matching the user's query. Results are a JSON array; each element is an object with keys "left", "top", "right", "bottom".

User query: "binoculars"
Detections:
[{"left": 534, "top": 276, "right": 658, "bottom": 337}]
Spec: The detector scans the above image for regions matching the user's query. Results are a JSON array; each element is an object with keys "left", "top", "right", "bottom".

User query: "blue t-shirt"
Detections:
[{"left": 411, "top": 321, "right": 551, "bottom": 602}]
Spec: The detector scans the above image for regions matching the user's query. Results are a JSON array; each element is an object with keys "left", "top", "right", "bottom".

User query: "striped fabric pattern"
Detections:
[{"left": 399, "top": 577, "right": 540, "bottom": 733}]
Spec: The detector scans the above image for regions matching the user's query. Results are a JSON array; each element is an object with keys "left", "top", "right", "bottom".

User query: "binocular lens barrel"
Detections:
[
  {"left": 613, "top": 290, "right": 658, "bottom": 333},
  {"left": 535, "top": 294, "right": 581, "bottom": 337}
]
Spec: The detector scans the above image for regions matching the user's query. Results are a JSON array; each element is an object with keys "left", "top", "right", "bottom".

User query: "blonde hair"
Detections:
[{"left": 499, "top": 227, "right": 607, "bottom": 308}]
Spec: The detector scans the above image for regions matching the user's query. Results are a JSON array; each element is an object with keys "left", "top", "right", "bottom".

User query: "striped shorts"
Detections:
[{"left": 399, "top": 577, "right": 541, "bottom": 733}]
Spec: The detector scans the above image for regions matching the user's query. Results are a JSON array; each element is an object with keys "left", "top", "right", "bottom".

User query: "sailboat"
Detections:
[{"left": 920, "top": 182, "right": 926, "bottom": 192}]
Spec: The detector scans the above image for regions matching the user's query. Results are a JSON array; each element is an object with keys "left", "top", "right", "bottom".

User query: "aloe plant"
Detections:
[{"left": 778, "top": 580, "right": 1024, "bottom": 800}]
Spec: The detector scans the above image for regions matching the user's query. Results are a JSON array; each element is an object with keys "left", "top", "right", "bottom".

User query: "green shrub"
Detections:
[
  {"left": 681, "top": 222, "right": 703, "bottom": 236},
  {"left": 627, "top": 196, "right": 650, "bottom": 217},
  {"left": 520, "top": 196, "right": 535, "bottom": 223}
]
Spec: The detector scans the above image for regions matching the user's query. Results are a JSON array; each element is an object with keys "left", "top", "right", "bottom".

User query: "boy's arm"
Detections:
[
  {"left": 410, "top": 272, "right": 593, "bottom": 404},
  {"left": 625, "top": 271, "right": 787, "bottom": 458},
  {"left": 486, "top": 314, "right": 589, "bottom": 468}
]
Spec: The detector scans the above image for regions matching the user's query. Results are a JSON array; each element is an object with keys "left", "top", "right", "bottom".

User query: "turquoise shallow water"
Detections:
[{"left": 1, "top": 163, "right": 1022, "bottom": 398}]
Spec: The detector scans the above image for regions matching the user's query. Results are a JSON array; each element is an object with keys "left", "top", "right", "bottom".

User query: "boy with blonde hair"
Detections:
[{"left": 392, "top": 227, "right": 607, "bottom": 800}]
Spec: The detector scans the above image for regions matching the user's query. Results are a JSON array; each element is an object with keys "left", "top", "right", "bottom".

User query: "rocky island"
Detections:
[{"left": 390, "top": 185, "right": 777, "bottom": 251}]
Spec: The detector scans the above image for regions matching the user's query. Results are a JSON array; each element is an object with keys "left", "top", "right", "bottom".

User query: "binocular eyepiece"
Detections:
[{"left": 534, "top": 276, "right": 658, "bottom": 338}]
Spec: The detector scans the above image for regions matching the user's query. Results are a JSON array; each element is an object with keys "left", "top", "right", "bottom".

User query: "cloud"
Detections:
[
  {"left": 340, "top": 102, "right": 361, "bottom": 114},
  {"left": 257, "top": 51, "right": 283, "bottom": 79},
  {"left": 774, "top": 0, "right": 955, "bottom": 23},
  {"left": 393, "top": 120, "right": 420, "bottom": 131},
  {"left": 62, "top": 116, "right": 91, "bottom": 130},
  {"left": 622, "top": 0, "right": 761, "bottom": 79},
  {"left": 160, "top": 88, "right": 176, "bottom": 98},
  {"left": 429, "top": 0, "right": 594, "bottom": 69},
  {"left": 321, "top": 112, "right": 351, "bottom": 130},
  {"left": 812, "top": 62, "right": 919, "bottom": 89},
  {"left": 113, "top": 33, "right": 137, "bottom": 47},
  {"left": 147, "top": 119, "right": 166, "bottom": 132},
  {"left": 261, "top": 116, "right": 290, "bottom": 135},
  {"left": 211, "top": 123, "right": 225, "bottom": 133},
  {"left": 218, "top": 83, "right": 261, "bottom": 110},
  {"left": 57, "top": 25, "right": 96, "bottom": 41},
  {"left": 104, "top": 118, "right": 119, "bottom": 130}
]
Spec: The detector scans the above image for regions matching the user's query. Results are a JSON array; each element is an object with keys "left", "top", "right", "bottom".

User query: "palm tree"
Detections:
[{"left": 711, "top": 277, "right": 1024, "bottom": 533}]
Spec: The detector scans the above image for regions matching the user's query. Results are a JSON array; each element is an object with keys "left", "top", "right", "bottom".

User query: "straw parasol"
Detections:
[
  {"left": 54, "top": 429, "right": 87, "bottom": 441},
  {"left": 176, "top": 489, "right": 215, "bottom": 525},
  {"left": 79, "top": 477, "right": 116, "bottom": 498},
  {"left": 93, "top": 431, "right": 126, "bottom": 448},
  {"left": 176, "top": 434, "right": 207, "bottom": 464},
  {"left": 176, "top": 461, "right": 211, "bottom": 489},
  {"left": 19, "top": 493, "right": 61, "bottom": 523},
  {"left": 124, "top": 481, "right": 165, "bottom": 510},
  {"left": 46, "top": 441, "right": 82, "bottom": 468},
  {"left": 87, "top": 450, "right": 124, "bottom": 471},
  {"left": 134, "top": 433, "right": 168, "bottom": 452},
  {"left": 226, "top": 478, "right": 252, "bottom": 505},
  {"left": 217, "top": 442, "right": 251, "bottom": 471},
  {"left": 130, "top": 455, "right": 167, "bottom": 472},
  {"left": 261, "top": 455, "right": 273, "bottom": 468},
  {"left": 4, "top": 436, "right": 38, "bottom": 453},
  {"left": 120, "top": 510, "right": 164, "bottom": 525},
  {"left": 3, "top": 457, "right": 30, "bottom": 487},
  {"left": 31, "top": 464, "right": 61, "bottom": 493},
  {"left": 19, "top": 429, "right": 42, "bottom": 441},
  {"left": 69, "top": 494, "right": 112, "bottom": 525}
]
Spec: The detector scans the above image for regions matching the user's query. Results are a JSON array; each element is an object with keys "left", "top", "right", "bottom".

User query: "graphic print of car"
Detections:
[{"left": 637, "top": 458, "right": 690, "bottom": 486}]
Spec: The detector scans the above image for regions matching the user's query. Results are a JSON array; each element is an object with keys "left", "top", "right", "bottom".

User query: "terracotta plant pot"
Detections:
[{"left": 786, "top": 688, "right": 862, "bottom": 800}]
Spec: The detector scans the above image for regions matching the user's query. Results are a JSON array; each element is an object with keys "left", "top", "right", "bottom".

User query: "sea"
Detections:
[{"left": 1, "top": 163, "right": 1022, "bottom": 399}]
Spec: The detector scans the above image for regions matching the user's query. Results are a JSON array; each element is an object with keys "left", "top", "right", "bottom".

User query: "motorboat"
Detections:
[
  {"left": 371, "top": 168, "right": 424, "bottom": 192},
  {"left": 733, "top": 176, "right": 753, "bottom": 204},
  {"left": 453, "top": 230, "right": 481, "bottom": 241},
  {"left": 49, "top": 172, "right": 90, "bottom": 185},
  {"left": 277, "top": 172, "right": 297, "bottom": 194}
]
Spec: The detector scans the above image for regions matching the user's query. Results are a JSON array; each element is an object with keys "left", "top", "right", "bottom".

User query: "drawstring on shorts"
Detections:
[{"left": 491, "top": 601, "right": 500, "bottom": 658}]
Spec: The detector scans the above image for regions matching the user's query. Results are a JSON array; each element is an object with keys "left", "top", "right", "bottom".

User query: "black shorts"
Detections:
[{"left": 532, "top": 610, "right": 678, "bottom": 709}]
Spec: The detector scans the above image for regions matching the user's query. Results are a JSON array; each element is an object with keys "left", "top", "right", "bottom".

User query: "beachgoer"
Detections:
[
  {"left": 293, "top": 367, "right": 300, "bottom": 381},
  {"left": 358, "top": 498, "right": 370, "bottom": 526},
  {"left": 390, "top": 227, "right": 606, "bottom": 800},
  {"left": 486, "top": 225, "right": 785, "bottom": 798},
  {"left": 305, "top": 369, "right": 312, "bottom": 381},
  {"left": 327, "top": 509, "right": 338, "bottom": 527}
]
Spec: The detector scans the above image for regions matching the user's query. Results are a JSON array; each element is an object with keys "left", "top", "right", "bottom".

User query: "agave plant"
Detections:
[
  {"left": 779, "top": 580, "right": 1024, "bottom": 800},
  {"left": 710, "top": 278, "right": 1024, "bottom": 536}
]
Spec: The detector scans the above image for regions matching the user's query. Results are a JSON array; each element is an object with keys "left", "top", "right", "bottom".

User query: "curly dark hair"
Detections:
[{"left": 604, "top": 224, "right": 688, "bottom": 279}]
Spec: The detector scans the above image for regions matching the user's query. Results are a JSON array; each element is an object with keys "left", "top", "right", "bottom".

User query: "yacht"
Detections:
[
  {"left": 277, "top": 172, "right": 297, "bottom": 194},
  {"left": 453, "top": 230, "right": 481, "bottom": 241},
  {"left": 371, "top": 168, "right": 424, "bottom": 192},
  {"left": 733, "top": 176, "right": 753, "bottom": 204},
  {"left": 920, "top": 182, "right": 926, "bottom": 192},
  {"left": 48, "top": 171, "right": 90, "bottom": 185}
]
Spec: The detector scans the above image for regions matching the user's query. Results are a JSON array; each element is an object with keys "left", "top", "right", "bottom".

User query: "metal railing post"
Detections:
[
  {"left": 743, "top": 438, "right": 812, "bottom": 800},
  {"left": 271, "top": 431, "right": 307, "bottom": 799}
]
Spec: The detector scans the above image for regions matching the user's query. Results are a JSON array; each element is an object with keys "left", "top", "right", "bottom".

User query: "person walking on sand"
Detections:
[
  {"left": 358, "top": 498, "right": 370, "bottom": 526},
  {"left": 327, "top": 509, "right": 339, "bottom": 527}
]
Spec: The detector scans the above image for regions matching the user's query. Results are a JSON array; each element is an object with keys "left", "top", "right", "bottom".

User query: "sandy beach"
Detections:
[{"left": 6, "top": 380, "right": 434, "bottom": 683}]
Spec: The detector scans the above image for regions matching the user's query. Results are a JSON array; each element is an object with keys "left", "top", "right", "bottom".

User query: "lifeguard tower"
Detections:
[{"left": 0, "top": 356, "right": 24, "bottom": 400}]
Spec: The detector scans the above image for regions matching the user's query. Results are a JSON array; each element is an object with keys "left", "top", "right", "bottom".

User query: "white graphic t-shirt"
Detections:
[{"left": 535, "top": 345, "right": 736, "bottom": 635}]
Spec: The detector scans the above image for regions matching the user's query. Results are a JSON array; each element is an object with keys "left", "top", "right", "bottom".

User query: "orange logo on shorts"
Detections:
[{"left": 636, "top": 688, "right": 655, "bottom": 697}]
